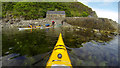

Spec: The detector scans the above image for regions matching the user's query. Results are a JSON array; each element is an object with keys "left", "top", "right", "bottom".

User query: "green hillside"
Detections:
[{"left": 2, "top": 2, "right": 93, "bottom": 20}]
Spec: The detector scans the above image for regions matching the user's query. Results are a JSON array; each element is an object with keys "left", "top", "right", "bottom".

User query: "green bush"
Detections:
[
  {"left": 81, "top": 11, "right": 89, "bottom": 17},
  {"left": 2, "top": 2, "right": 92, "bottom": 20}
]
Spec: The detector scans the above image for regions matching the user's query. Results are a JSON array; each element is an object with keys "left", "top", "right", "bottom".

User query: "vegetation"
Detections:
[
  {"left": 2, "top": 29, "right": 55, "bottom": 56},
  {"left": 2, "top": 2, "right": 92, "bottom": 20},
  {"left": 65, "top": 18, "right": 116, "bottom": 31}
]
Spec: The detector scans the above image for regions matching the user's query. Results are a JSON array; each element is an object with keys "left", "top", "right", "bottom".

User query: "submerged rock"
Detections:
[
  {"left": 91, "top": 40, "right": 97, "bottom": 44},
  {"left": 98, "top": 40, "right": 104, "bottom": 43},
  {"left": 5, "top": 51, "right": 9, "bottom": 55},
  {"left": 9, "top": 47, "right": 13, "bottom": 50}
]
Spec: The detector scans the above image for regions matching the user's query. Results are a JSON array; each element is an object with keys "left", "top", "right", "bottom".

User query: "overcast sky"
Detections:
[{"left": 78, "top": 0, "right": 119, "bottom": 23}]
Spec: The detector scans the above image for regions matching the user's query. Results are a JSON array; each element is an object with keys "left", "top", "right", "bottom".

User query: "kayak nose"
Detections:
[
  {"left": 46, "top": 33, "right": 72, "bottom": 67},
  {"left": 56, "top": 33, "right": 65, "bottom": 46}
]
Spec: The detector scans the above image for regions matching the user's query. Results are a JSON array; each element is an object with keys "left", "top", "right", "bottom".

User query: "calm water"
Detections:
[{"left": 2, "top": 26, "right": 118, "bottom": 66}]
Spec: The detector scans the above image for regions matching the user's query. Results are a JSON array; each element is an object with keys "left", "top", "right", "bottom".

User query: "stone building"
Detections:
[{"left": 46, "top": 10, "right": 65, "bottom": 20}]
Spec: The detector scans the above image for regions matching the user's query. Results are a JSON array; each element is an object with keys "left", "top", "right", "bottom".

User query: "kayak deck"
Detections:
[{"left": 46, "top": 33, "right": 72, "bottom": 68}]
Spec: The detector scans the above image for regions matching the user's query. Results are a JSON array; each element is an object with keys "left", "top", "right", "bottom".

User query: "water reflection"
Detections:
[
  {"left": 2, "top": 27, "right": 118, "bottom": 66},
  {"left": 70, "top": 37, "right": 118, "bottom": 66}
]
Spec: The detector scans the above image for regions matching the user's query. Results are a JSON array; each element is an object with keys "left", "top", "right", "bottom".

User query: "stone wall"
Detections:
[{"left": 1, "top": 18, "right": 65, "bottom": 28}]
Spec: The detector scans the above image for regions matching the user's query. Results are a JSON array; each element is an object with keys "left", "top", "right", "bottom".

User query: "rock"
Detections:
[
  {"left": 93, "top": 29, "right": 99, "bottom": 33},
  {"left": 77, "top": 27, "right": 80, "bottom": 28},
  {"left": 35, "top": 22, "right": 38, "bottom": 24},
  {"left": 5, "top": 51, "right": 9, "bottom": 55},
  {"left": 9, "top": 47, "right": 13, "bottom": 50},
  {"left": 88, "top": 11, "right": 98, "bottom": 18},
  {"left": 98, "top": 40, "right": 104, "bottom": 43},
  {"left": 91, "top": 40, "right": 97, "bottom": 44},
  {"left": 76, "top": 29, "right": 79, "bottom": 31},
  {"left": 96, "top": 33, "right": 101, "bottom": 36}
]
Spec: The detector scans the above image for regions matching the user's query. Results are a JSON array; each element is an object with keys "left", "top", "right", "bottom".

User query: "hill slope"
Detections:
[{"left": 2, "top": 2, "right": 93, "bottom": 20}]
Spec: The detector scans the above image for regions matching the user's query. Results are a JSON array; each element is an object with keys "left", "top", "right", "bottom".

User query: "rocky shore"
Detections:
[
  {"left": 65, "top": 17, "right": 119, "bottom": 34},
  {"left": 0, "top": 13, "right": 119, "bottom": 36},
  {"left": 1, "top": 13, "right": 72, "bottom": 29}
]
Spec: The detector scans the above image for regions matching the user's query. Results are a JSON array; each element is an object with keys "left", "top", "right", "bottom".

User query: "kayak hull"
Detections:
[
  {"left": 46, "top": 33, "right": 72, "bottom": 68},
  {"left": 18, "top": 27, "right": 43, "bottom": 31},
  {"left": 18, "top": 28, "right": 32, "bottom": 30}
]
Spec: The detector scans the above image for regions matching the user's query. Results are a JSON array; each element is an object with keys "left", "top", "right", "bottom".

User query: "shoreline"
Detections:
[{"left": 0, "top": 17, "right": 119, "bottom": 36}]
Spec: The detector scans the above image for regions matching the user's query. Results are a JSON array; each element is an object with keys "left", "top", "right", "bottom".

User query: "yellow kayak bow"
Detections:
[{"left": 46, "top": 33, "right": 72, "bottom": 68}]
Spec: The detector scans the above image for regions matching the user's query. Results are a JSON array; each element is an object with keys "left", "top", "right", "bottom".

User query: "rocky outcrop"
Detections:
[
  {"left": 88, "top": 11, "right": 98, "bottom": 18},
  {"left": 65, "top": 17, "right": 117, "bottom": 32},
  {"left": 108, "top": 19, "right": 118, "bottom": 29}
]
